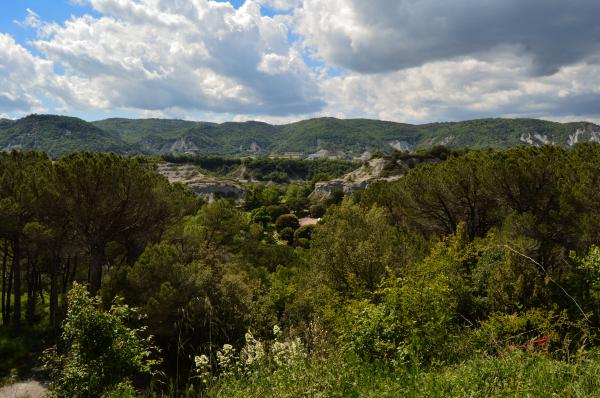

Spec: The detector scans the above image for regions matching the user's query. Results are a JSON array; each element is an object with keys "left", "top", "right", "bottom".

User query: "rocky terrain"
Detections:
[
  {"left": 309, "top": 157, "right": 402, "bottom": 200},
  {"left": 157, "top": 162, "right": 245, "bottom": 201}
]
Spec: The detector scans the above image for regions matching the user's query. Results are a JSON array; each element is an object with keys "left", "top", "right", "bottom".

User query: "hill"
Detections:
[
  {"left": 90, "top": 116, "right": 600, "bottom": 155},
  {"left": 92, "top": 118, "right": 200, "bottom": 144},
  {"left": 2, "top": 115, "right": 600, "bottom": 157},
  {"left": 0, "top": 114, "right": 129, "bottom": 157}
]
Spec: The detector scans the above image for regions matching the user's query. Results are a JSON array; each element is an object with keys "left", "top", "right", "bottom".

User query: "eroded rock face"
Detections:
[
  {"left": 309, "top": 158, "right": 389, "bottom": 200},
  {"left": 188, "top": 182, "right": 245, "bottom": 202},
  {"left": 307, "top": 149, "right": 331, "bottom": 160},
  {"left": 520, "top": 132, "right": 554, "bottom": 146},
  {"left": 157, "top": 162, "right": 245, "bottom": 202},
  {"left": 567, "top": 128, "right": 600, "bottom": 146},
  {"left": 168, "top": 137, "right": 199, "bottom": 153},
  {"left": 310, "top": 180, "right": 344, "bottom": 200},
  {"left": 388, "top": 140, "right": 414, "bottom": 152}
]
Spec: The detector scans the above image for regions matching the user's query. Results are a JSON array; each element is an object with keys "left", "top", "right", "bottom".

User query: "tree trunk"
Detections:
[
  {"left": 26, "top": 260, "right": 37, "bottom": 326},
  {"left": 89, "top": 244, "right": 105, "bottom": 296},
  {"left": 12, "top": 238, "right": 21, "bottom": 331},
  {"left": 4, "top": 255, "right": 12, "bottom": 326},
  {"left": 1, "top": 243, "right": 8, "bottom": 326},
  {"left": 50, "top": 266, "right": 59, "bottom": 331}
]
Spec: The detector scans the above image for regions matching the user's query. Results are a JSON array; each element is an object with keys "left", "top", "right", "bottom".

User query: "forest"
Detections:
[
  {"left": 3, "top": 114, "right": 600, "bottom": 157},
  {"left": 3, "top": 144, "right": 600, "bottom": 397}
]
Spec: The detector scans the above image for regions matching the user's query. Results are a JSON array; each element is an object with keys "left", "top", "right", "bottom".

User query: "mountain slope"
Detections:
[
  {"left": 417, "top": 118, "right": 600, "bottom": 148},
  {"left": 3, "top": 115, "right": 600, "bottom": 157},
  {"left": 91, "top": 116, "right": 600, "bottom": 155},
  {"left": 92, "top": 118, "right": 202, "bottom": 144},
  {"left": 0, "top": 114, "right": 129, "bottom": 157}
]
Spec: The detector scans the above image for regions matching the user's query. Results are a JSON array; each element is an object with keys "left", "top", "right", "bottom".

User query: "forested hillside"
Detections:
[
  {"left": 4, "top": 145, "right": 600, "bottom": 396},
  {"left": 2, "top": 114, "right": 599, "bottom": 157},
  {"left": 0, "top": 115, "right": 129, "bottom": 157}
]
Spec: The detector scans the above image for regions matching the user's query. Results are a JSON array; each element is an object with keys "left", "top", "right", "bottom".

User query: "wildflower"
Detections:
[
  {"left": 194, "top": 354, "right": 210, "bottom": 369},
  {"left": 535, "top": 335, "right": 549, "bottom": 346}
]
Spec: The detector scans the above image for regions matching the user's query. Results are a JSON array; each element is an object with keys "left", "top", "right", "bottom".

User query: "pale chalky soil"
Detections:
[{"left": 0, "top": 381, "right": 47, "bottom": 398}]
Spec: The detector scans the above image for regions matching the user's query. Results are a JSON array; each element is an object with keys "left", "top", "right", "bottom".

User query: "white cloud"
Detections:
[
  {"left": 320, "top": 55, "right": 600, "bottom": 123},
  {"left": 2, "top": 0, "right": 600, "bottom": 125},
  {"left": 0, "top": 33, "right": 64, "bottom": 114},
  {"left": 13, "top": 8, "right": 43, "bottom": 29},
  {"left": 27, "top": 0, "right": 323, "bottom": 116}
]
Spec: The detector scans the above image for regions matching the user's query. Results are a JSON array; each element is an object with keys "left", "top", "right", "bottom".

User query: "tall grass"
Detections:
[{"left": 208, "top": 350, "right": 600, "bottom": 398}]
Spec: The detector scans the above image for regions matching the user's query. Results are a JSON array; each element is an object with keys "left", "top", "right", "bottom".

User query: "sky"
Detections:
[{"left": 1, "top": 0, "right": 600, "bottom": 124}]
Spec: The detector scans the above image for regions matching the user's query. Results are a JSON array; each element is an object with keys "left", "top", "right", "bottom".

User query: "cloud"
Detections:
[
  {"left": 0, "top": 33, "right": 63, "bottom": 114},
  {"left": 13, "top": 8, "right": 43, "bottom": 29},
  {"left": 2, "top": 0, "right": 600, "bottom": 124},
  {"left": 29, "top": 0, "right": 323, "bottom": 116},
  {"left": 320, "top": 55, "right": 600, "bottom": 123},
  {"left": 296, "top": 0, "right": 600, "bottom": 75}
]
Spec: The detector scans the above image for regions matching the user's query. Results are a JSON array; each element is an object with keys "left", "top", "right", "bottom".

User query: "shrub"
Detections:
[
  {"left": 342, "top": 271, "right": 459, "bottom": 367},
  {"left": 279, "top": 227, "right": 295, "bottom": 245},
  {"left": 251, "top": 206, "right": 271, "bottom": 227},
  {"left": 294, "top": 225, "right": 315, "bottom": 241},
  {"left": 42, "top": 283, "right": 158, "bottom": 398},
  {"left": 309, "top": 204, "right": 326, "bottom": 218},
  {"left": 266, "top": 204, "right": 289, "bottom": 221},
  {"left": 275, "top": 214, "right": 300, "bottom": 232},
  {"left": 470, "top": 309, "right": 594, "bottom": 358}
]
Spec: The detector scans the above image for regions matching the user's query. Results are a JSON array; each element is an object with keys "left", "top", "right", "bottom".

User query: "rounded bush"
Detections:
[{"left": 275, "top": 214, "right": 300, "bottom": 232}]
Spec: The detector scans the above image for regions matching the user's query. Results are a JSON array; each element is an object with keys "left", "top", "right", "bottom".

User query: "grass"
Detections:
[
  {"left": 207, "top": 350, "right": 600, "bottom": 398},
  {"left": 0, "top": 293, "right": 57, "bottom": 382}
]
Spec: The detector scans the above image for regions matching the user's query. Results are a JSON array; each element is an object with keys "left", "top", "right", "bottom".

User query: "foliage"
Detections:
[
  {"left": 5, "top": 145, "right": 600, "bottom": 394},
  {"left": 41, "top": 283, "right": 157, "bottom": 398},
  {"left": 275, "top": 214, "right": 300, "bottom": 232},
  {"left": 0, "top": 115, "right": 129, "bottom": 158},
  {"left": 309, "top": 204, "right": 326, "bottom": 218},
  {"left": 279, "top": 227, "right": 295, "bottom": 245},
  {"left": 311, "top": 200, "right": 400, "bottom": 294},
  {"left": 209, "top": 350, "right": 600, "bottom": 398},
  {"left": 341, "top": 236, "right": 466, "bottom": 367},
  {"left": 293, "top": 225, "right": 314, "bottom": 241},
  {"left": 7, "top": 114, "right": 600, "bottom": 157}
]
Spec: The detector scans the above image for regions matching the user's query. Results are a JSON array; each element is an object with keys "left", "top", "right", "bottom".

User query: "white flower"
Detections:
[{"left": 194, "top": 354, "right": 210, "bottom": 368}]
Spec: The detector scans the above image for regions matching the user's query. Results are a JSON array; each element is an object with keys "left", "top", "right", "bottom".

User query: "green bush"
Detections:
[
  {"left": 42, "top": 283, "right": 157, "bottom": 398},
  {"left": 275, "top": 214, "right": 300, "bottom": 232},
  {"left": 279, "top": 227, "right": 295, "bottom": 245},
  {"left": 294, "top": 224, "right": 315, "bottom": 241},
  {"left": 309, "top": 204, "right": 326, "bottom": 218},
  {"left": 266, "top": 204, "right": 289, "bottom": 221},
  {"left": 470, "top": 309, "right": 594, "bottom": 359},
  {"left": 342, "top": 272, "right": 459, "bottom": 367},
  {"left": 251, "top": 206, "right": 271, "bottom": 228}
]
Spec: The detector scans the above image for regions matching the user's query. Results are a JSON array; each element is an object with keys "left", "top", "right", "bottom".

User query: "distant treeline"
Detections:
[{"left": 162, "top": 154, "right": 357, "bottom": 182}]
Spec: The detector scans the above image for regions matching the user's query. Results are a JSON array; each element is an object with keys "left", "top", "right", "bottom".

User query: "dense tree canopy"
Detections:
[{"left": 5, "top": 145, "right": 600, "bottom": 396}]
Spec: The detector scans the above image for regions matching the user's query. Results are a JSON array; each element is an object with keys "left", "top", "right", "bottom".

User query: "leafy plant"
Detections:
[{"left": 42, "top": 283, "right": 158, "bottom": 398}]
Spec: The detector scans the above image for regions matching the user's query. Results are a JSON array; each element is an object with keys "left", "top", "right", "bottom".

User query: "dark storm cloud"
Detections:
[{"left": 299, "top": 0, "right": 600, "bottom": 75}]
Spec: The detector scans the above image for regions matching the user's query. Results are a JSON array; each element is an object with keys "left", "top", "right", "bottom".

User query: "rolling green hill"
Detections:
[
  {"left": 92, "top": 118, "right": 201, "bottom": 143},
  {"left": 2, "top": 114, "right": 599, "bottom": 157},
  {"left": 0, "top": 114, "right": 129, "bottom": 157}
]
